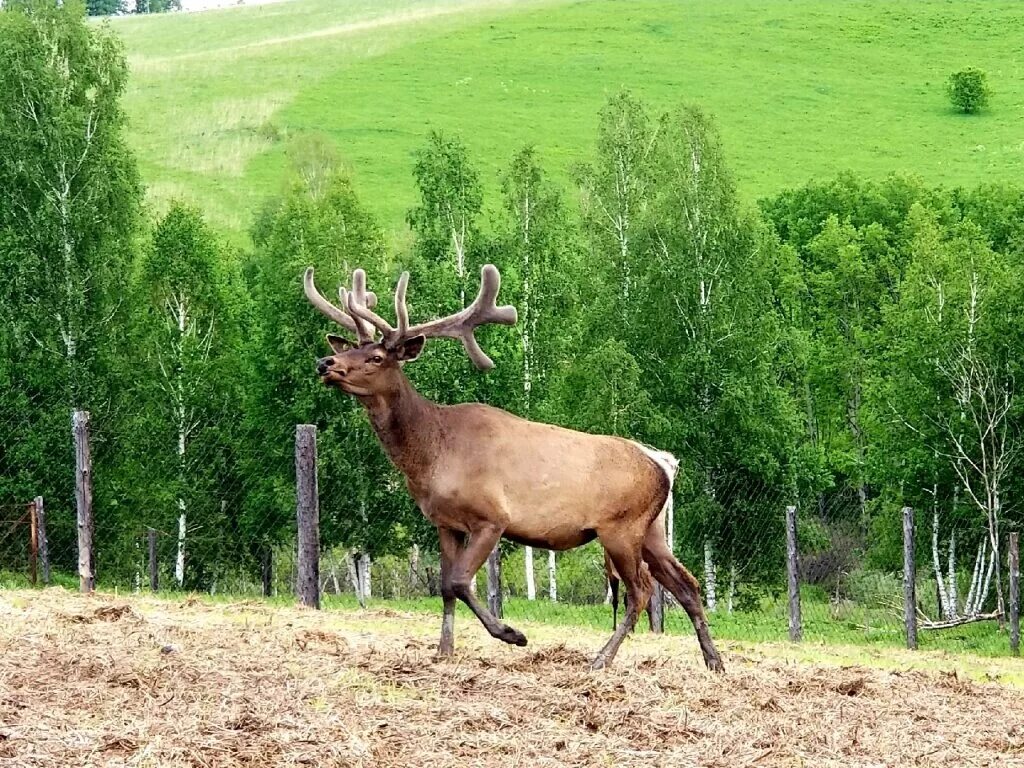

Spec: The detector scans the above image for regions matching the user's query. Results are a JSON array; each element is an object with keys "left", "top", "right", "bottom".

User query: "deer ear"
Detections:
[
  {"left": 326, "top": 334, "right": 353, "bottom": 355},
  {"left": 396, "top": 335, "right": 426, "bottom": 362}
]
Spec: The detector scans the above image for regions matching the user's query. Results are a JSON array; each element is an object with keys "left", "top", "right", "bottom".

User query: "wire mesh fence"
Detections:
[{"left": 1, "top": 389, "right": 1018, "bottom": 657}]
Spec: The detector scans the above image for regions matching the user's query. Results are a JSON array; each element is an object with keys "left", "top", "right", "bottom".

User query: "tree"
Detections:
[
  {"left": 0, "top": 0, "right": 140, "bottom": 569},
  {"left": 575, "top": 90, "right": 656, "bottom": 318},
  {"left": 639, "top": 104, "right": 801, "bottom": 607},
  {"left": 128, "top": 205, "right": 242, "bottom": 588},
  {"left": 85, "top": 0, "right": 126, "bottom": 16},
  {"left": 947, "top": 68, "right": 990, "bottom": 114},
  {"left": 497, "top": 145, "right": 580, "bottom": 601},
  {"left": 248, "top": 165, "right": 412, "bottom": 590},
  {"left": 875, "top": 207, "right": 1018, "bottom": 622}
]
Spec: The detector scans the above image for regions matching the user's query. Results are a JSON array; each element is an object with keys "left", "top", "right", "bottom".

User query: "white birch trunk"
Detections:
[
  {"left": 524, "top": 546, "right": 536, "bottom": 600},
  {"left": 947, "top": 530, "right": 958, "bottom": 619},
  {"left": 964, "top": 538, "right": 984, "bottom": 616},
  {"left": 977, "top": 545, "right": 995, "bottom": 615},
  {"left": 346, "top": 553, "right": 363, "bottom": 606},
  {"left": 931, "top": 498, "right": 952, "bottom": 620},
  {"left": 409, "top": 544, "right": 419, "bottom": 595},
  {"left": 359, "top": 553, "right": 371, "bottom": 600},
  {"left": 548, "top": 550, "right": 557, "bottom": 602},
  {"left": 175, "top": 504, "right": 186, "bottom": 586},
  {"left": 330, "top": 553, "right": 342, "bottom": 595},
  {"left": 704, "top": 539, "right": 717, "bottom": 612}
]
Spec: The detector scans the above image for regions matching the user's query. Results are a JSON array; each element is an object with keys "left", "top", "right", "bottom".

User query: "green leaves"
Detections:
[{"left": 947, "top": 68, "right": 991, "bottom": 114}]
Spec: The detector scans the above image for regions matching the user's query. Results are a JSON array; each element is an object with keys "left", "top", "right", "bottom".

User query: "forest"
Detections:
[{"left": 2, "top": 1, "right": 1024, "bottom": 630}]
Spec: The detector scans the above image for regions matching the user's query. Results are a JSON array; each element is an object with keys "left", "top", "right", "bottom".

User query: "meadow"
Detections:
[{"left": 111, "top": 0, "right": 1024, "bottom": 241}]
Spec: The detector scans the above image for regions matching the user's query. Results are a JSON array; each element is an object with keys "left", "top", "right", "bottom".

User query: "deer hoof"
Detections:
[
  {"left": 590, "top": 655, "right": 609, "bottom": 671},
  {"left": 498, "top": 626, "right": 528, "bottom": 646},
  {"left": 435, "top": 643, "right": 454, "bottom": 659},
  {"left": 705, "top": 655, "right": 725, "bottom": 673}
]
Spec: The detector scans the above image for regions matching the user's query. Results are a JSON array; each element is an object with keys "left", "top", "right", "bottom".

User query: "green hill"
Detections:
[{"left": 113, "top": 0, "right": 1024, "bottom": 240}]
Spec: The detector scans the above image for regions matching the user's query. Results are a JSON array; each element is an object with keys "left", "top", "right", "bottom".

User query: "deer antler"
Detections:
[
  {"left": 406, "top": 264, "right": 518, "bottom": 369},
  {"left": 303, "top": 266, "right": 378, "bottom": 344},
  {"left": 306, "top": 264, "right": 517, "bottom": 369}
]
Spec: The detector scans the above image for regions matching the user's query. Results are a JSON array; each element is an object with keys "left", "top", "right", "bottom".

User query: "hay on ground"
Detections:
[{"left": 1, "top": 589, "right": 1023, "bottom": 767}]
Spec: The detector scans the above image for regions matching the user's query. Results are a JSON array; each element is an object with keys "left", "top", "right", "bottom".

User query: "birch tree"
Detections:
[
  {"left": 876, "top": 207, "right": 1019, "bottom": 622},
  {"left": 0, "top": 0, "right": 140, "bottom": 567},
  {"left": 641, "top": 104, "right": 799, "bottom": 605},
  {"left": 134, "top": 205, "right": 234, "bottom": 588},
  {"left": 0, "top": 0, "right": 139, "bottom": 403},
  {"left": 499, "top": 146, "right": 578, "bottom": 601}
]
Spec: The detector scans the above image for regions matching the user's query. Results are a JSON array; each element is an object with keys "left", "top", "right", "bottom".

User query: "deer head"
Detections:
[{"left": 304, "top": 264, "right": 517, "bottom": 395}]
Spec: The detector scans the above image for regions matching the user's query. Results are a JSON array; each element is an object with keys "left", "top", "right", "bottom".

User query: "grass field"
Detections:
[
  {"left": 10, "top": 567, "right": 1019, "bottom": 664},
  {"left": 111, "top": 0, "right": 1024, "bottom": 242},
  {"left": 3, "top": 588, "right": 1024, "bottom": 766}
]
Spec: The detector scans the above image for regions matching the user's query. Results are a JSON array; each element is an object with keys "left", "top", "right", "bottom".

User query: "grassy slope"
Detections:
[{"left": 114, "top": 0, "right": 1024, "bottom": 241}]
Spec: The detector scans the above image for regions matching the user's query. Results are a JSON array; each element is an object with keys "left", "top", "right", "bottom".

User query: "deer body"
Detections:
[
  {"left": 362, "top": 383, "right": 665, "bottom": 549},
  {"left": 305, "top": 264, "right": 723, "bottom": 671}
]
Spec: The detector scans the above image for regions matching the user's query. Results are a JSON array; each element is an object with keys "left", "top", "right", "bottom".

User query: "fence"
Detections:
[{"left": 1, "top": 398, "right": 1020, "bottom": 657}]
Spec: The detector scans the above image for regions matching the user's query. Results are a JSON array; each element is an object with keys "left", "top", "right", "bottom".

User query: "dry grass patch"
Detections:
[{"left": 1, "top": 589, "right": 1023, "bottom": 766}]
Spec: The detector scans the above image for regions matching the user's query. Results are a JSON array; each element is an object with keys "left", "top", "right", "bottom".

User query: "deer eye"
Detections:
[{"left": 370, "top": 354, "right": 384, "bottom": 364}]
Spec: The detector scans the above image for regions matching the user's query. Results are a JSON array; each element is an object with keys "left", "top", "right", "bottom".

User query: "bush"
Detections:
[{"left": 947, "top": 68, "right": 990, "bottom": 114}]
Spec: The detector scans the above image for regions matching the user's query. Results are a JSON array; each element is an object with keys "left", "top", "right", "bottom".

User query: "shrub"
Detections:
[{"left": 947, "top": 68, "right": 990, "bottom": 114}]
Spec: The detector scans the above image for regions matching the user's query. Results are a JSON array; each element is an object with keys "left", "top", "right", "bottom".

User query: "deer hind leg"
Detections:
[
  {"left": 642, "top": 524, "right": 724, "bottom": 672},
  {"left": 436, "top": 527, "right": 462, "bottom": 657},
  {"left": 591, "top": 535, "right": 652, "bottom": 670},
  {"left": 442, "top": 523, "right": 527, "bottom": 647}
]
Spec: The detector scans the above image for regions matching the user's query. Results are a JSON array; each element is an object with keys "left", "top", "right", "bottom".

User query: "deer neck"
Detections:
[{"left": 357, "top": 373, "right": 440, "bottom": 479}]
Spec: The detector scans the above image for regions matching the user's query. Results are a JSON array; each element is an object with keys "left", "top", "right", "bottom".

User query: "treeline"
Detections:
[{"left": 2, "top": 2, "right": 1023, "bottom": 614}]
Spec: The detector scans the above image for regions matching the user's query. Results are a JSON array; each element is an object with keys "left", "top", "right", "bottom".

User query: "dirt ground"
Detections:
[{"left": 2, "top": 590, "right": 1024, "bottom": 767}]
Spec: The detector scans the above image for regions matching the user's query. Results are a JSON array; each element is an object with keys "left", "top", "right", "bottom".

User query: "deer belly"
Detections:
[{"left": 502, "top": 526, "right": 598, "bottom": 551}]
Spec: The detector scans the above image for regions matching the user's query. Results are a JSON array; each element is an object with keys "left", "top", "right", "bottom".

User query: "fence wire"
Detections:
[{"left": 0, "top": 387, "right": 1014, "bottom": 654}]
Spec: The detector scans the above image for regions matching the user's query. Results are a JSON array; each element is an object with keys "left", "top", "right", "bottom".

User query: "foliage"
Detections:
[
  {"left": 85, "top": 0, "right": 126, "bottom": 16},
  {"left": 6, "top": 29, "right": 1024, "bottom": 624},
  {"left": 947, "top": 68, "right": 991, "bottom": 114},
  {"left": 0, "top": 0, "right": 141, "bottom": 570}
]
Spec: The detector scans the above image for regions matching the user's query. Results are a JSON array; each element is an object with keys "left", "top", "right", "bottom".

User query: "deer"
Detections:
[{"left": 304, "top": 263, "right": 724, "bottom": 671}]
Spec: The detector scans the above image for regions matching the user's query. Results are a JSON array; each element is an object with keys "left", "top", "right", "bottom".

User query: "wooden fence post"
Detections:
[
  {"left": 903, "top": 506, "right": 917, "bottom": 650},
  {"left": 786, "top": 504, "right": 802, "bottom": 642},
  {"left": 295, "top": 424, "right": 320, "bottom": 609},
  {"left": 147, "top": 528, "right": 159, "bottom": 591},
  {"left": 1010, "top": 532, "right": 1020, "bottom": 657},
  {"left": 649, "top": 584, "right": 665, "bottom": 633},
  {"left": 486, "top": 547, "right": 502, "bottom": 618},
  {"left": 73, "top": 410, "right": 94, "bottom": 593},
  {"left": 27, "top": 501, "right": 37, "bottom": 585},
  {"left": 34, "top": 497, "right": 50, "bottom": 586}
]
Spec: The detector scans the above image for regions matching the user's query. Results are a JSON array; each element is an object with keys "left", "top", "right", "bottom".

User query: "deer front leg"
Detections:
[
  {"left": 443, "top": 523, "right": 527, "bottom": 647},
  {"left": 436, "top": 527, "right": 461, "bottom": 657}
]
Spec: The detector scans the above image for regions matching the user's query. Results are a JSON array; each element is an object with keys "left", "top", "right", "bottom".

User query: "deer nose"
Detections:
[{"left": 316, "top": 358, "right": 332, "bottom": 376}]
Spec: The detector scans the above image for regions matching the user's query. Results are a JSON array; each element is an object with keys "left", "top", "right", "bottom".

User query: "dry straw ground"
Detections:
[{"left": 2, "top": 589, "right": 1024, "bottom": 767}]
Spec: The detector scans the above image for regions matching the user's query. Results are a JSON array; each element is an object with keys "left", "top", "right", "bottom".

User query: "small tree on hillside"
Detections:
[{"left": 947, "top": 68, "right": 990, "bottom": 114}]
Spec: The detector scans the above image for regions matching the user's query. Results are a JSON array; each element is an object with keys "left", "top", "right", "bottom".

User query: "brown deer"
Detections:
[{"left": 304, "top": 263, "right": 724, "bottom": 671}]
